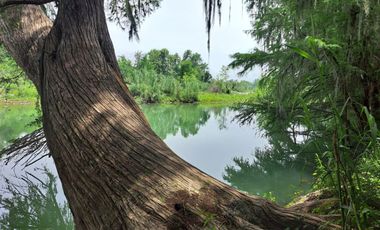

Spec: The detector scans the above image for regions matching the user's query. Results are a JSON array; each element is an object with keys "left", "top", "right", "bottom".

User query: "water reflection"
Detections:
[
  {"left": 142, "top": 104, "right": 220, "bottom": 139},
  {"left": 0, "top": 104, "right": 235, "bottom": 152},
  {"left": 224, "top": 148, "right": 314, "bottom": 205},
  {"left": 0, "top": 168, "right": 73, "bottom": 229},
  {"left": 160, "top": 106, "right": 267, "bottom": 181},
  {"left": 0, "top": 105, "right": 39, "bottom": 150}
]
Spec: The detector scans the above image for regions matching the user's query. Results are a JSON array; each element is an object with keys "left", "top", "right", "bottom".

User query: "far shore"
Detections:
[{"left": 0, "top": 92, "right": 255, "bottom": 107}]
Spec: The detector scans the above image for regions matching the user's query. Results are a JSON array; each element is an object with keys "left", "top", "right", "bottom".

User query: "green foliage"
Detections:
[
  {"left": 180, "top": 50, "right": 212, "bottom": 82},
  {"left": 179, "top": 74, "right": 200, "bottom": 103},
  {"left": 119, "top": 49, "right": 207, "bottom": 103},
  {"left": 135, "top": 49, "right": 211, "bottom": 83},
  {"left": 231, "top": 0, "right": 380, "bottom": 228},
  {"left": 262, "top": 192, "right": 276, "bottom": 203},
  {"left": 118, "top": 49, "right": 255, "bottom": 104},
  {"left": 208, "top": 66, "right": 257, "bottom": 94},
  {"left": 358, "top": 150, "right": 380, "bottom": 228},
  {"left": 0, "top": 46, "right": 37, "bottom": 101},
  {"left": 208, "top": 66, "right": 231, "bottom": 94}
]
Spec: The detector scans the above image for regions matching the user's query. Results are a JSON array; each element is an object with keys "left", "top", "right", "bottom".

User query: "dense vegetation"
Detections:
[
  {"left": 118, "top": 49, "right": 257, "bottom": 103},
  {"left": 0, "top": 46, "right": 37, "bottom": 101},
  {"left": 230, "top": 0, "right": 380, "bottom": 228}
]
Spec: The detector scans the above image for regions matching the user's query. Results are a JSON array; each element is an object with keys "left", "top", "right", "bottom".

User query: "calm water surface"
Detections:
[{"left": 0, "top": 104, "right": 313, "bottom": 229}]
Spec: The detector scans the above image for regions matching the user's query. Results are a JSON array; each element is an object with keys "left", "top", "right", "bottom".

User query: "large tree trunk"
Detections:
[{"left": 1, "top": 2, "right": 335, "bottom": 229}]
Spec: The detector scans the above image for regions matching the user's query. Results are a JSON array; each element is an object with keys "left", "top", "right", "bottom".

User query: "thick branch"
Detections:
[
  {"left": 0, "top": 0, "right": 54, "bottom": 8},
  {"left": 0, "top": 5, "right": 52, "bottom": 92}
]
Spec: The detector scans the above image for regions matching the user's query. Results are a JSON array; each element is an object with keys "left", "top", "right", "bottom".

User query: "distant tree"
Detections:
[
  {"left": 134, "top": 51, "right": 144, "bottom": 68},
  {"left": 181, "top": 49, "right": 212, "bottom": 82}
]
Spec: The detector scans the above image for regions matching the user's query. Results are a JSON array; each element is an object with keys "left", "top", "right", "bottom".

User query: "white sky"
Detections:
[{"left": 107, "top": 0, "right": 261, "bottom": 81}]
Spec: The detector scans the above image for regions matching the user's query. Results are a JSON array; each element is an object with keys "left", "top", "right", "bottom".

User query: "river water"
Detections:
[{"left": 0, "top": 104, "right": 313, "bottom": 228}]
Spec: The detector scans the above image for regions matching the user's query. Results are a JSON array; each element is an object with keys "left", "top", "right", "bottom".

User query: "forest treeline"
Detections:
[{"left": 118, "top": 49, "right": 256, "bottom": 103}]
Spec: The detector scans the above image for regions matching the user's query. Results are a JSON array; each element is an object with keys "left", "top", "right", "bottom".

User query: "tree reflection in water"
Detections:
[
  {"left": 0, "top": 105, "right": 39, "bottom": 150},
  {"left": 141, "top": 104, "right": 232, "bottom": 139},
  {"left": 0, "top": 168, "right": 74, "bottom": 230},
  {"left": 224, "top": 147, "right": 314, "bottom": 205}
]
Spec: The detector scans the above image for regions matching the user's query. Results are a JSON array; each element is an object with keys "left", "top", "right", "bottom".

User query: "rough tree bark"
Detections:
[{"left": 0, "top": 1, "right": 337, "bottom": 229}]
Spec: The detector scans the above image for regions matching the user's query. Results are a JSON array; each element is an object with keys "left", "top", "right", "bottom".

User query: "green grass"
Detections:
[
  {"left": 0, "top": 98, "right": 36, "bottom": 105},
  {"left": 198, "top": 92, "right": 255, "bottom": 104},
  {"left": 0, "top": 88, "right": 257, "bottom": 106}
]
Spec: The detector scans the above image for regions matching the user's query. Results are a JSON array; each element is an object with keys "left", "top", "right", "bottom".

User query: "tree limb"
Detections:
[
  {"left": 0, "top": 5, "right": 52, "bottom": 92},
  {"left": 1, "top": 128, "right": 49, "bottom": 168},
  {"left": 0, "top": 0, "right": 54, "bottom": 8}
]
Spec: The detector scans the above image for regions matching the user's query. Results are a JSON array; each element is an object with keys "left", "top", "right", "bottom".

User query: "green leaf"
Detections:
[
  {"left": 287, "top": 45, "right": 319, "bottom": 63},
  {"left": 362, "top": 106, "right": 378, "bottom": 140}
]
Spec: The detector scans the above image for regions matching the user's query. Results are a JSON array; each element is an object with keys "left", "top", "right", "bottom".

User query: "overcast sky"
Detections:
[{"left": 107, "top": 0, "right": 261, "bottom": 81}]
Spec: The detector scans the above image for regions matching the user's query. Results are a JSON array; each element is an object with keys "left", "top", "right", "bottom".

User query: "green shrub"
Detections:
[{"left": 179, "top": 75, "right": 200, "bottom": 103}]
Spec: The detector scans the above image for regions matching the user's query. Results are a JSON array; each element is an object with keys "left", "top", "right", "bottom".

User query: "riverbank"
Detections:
[
  {"left": 157, "top": 92, "right": 255, "bottom": 104},
  {"left": 0, "top": 92, "right": 255, "bottom": 106},
  {"left": 197, "top": 92, "right": 254, "bottom": 104}
]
